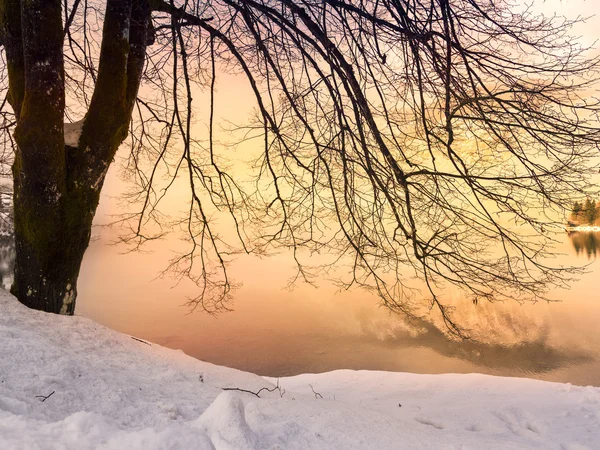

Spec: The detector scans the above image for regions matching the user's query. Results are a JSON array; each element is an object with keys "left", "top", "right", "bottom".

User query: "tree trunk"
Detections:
[
  {"left": 11, "top": 160, "right": 97, "bottom": 314},
  {"left": 11, "top": 215, "right": 90, "bottom": 314},
  {"left": 2, "top": 0, "right": 151, "bottom": 314},
  {"left": 10, "top": 0, "right": 72, "bottom": 313}
]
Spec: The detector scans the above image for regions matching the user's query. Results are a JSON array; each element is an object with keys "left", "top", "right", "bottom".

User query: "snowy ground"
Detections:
[{"left": 0, "top": 290, "right": 599, "bottom": 450}]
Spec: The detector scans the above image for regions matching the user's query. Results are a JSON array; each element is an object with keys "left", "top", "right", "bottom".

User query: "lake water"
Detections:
[
  {"left": 69, "top": 207, "right": 600, "bottom": 387},
  {"left": 3, "top": 185, "right": 600, "bottom": 386}
]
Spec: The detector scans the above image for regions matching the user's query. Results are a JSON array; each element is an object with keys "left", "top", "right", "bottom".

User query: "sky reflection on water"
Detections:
[{"left": 71, "top": 215, "right": 600, "bottom": 387}]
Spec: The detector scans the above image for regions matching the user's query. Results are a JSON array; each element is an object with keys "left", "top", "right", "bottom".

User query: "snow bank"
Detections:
[{"left": 0, "top": 290, "right": 598, "bottom": 449}]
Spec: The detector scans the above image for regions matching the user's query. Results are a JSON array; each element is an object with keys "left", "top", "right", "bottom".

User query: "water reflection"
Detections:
[
  {"left": 357, "top": 313, "right": 591, "bottom": 375},
  {"left": 568, "top": 231, "right": 600, "bottom": 259}
]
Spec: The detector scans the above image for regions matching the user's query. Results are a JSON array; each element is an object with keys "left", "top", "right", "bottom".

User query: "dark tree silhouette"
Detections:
[
  {"left": 583, "top": 198, "right": 597, "bottom": 225},
  {"left": 1, "top": 0, "right": 600, "bottom": 334}
]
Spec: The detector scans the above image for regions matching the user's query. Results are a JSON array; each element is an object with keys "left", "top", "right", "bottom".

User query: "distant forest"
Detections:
[{"left": 570, "top": 199, "right": 599, "bottom": 225}]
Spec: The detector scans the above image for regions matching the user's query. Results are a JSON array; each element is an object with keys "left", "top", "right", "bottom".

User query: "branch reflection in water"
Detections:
[{"left": 354, "top": 304, "right": 591, "bottom": 376}]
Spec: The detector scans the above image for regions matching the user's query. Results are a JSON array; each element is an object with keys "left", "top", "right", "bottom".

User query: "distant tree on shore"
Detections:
[
  {"left": 570, "top": 197, "right": 599, "bottom": 225},
  {"left": 584, "top": 199, "right": 597, "bottom": 225},
  {"left": 570, "top": 199, "right": 599, "bottom": 225}
]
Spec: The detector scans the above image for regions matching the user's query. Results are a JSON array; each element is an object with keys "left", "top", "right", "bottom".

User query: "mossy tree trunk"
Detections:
[{"left": 0, "top": 0, "right": 151, "bottom": 314}]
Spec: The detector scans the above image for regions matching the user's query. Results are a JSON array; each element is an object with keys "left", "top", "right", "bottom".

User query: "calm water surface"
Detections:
[{"left": 70, "top": 186, "right": 600, "bottom": 386}]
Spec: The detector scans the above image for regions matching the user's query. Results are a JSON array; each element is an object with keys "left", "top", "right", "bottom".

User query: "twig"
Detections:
[
  {"left": 222, "top": 379, "right": 285, "bottom": 398},
  {"left": 309, "top": 384, "right": 323, "bottom": 399},
  {"left": 131, "top": 336, "right": 151, "bottom": 345},
  {"left": 222, "top": 387, "right": 263, "bottom": 397},
  {"left": 35, "top": 391, "right": 55, "bottom": 402}
]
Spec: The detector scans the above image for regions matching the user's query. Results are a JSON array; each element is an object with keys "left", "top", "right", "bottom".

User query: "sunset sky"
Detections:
[{"left": 537, "top": 0, "right": 599, "bottom": 44}]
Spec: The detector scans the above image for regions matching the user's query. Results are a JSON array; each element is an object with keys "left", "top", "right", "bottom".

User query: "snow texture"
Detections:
[
  {"left": 0, "top": 289, "right": 599, "bottom": 449},
  {"left": 64, "top": 120, "right": 84, "bottom": 148}
]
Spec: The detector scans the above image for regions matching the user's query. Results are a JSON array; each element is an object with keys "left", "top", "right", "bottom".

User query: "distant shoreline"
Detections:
[{"left": 565, "top": 225, "right": 600, "bottom": 232}]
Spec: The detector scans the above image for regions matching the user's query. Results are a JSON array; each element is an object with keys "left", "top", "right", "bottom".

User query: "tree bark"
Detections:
[
  {"left": 3, "top": 0, "right": 151, "bottom": 314},
  {"left": 10, "top": 0, "right": 74, "bottom": 313},
  {"left": 0, "top": 0, "right": 24, "bottom": 119}
]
